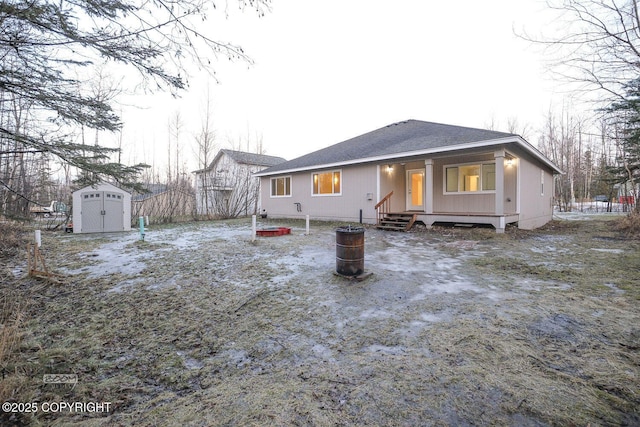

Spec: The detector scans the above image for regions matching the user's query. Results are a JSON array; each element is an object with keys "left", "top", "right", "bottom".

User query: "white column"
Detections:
[
  {"left": 424, "top": 159, "right": 434, "bottom": 214},
  {"left": 494, "top": 150, "right": 505, "bottom": 217}
]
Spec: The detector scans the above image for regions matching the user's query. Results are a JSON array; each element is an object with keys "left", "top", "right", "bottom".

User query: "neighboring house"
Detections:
[
  {"left": 255, "top": 120, "right": 563, "bottom": 233},
  {"left": 193, "top": 149, "right": 286, "bottom": 218},
  {"left": 72, "top": 182, "right": 131, "bottom": 233},
  {"left": 131, "top": 182, "right": 195, "bottom": 224},
  {"left": 614, "top": 181, "right": 638, "bottom": 205}
]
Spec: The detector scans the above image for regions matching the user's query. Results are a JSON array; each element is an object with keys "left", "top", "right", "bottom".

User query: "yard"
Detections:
[{"left": 2, "top": 215, "right": 639, "bottom": 426}]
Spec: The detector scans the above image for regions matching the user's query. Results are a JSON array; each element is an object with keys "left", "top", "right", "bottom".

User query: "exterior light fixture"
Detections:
[{"left": 387, "top": 164, "right": 393, "bottom": 173}]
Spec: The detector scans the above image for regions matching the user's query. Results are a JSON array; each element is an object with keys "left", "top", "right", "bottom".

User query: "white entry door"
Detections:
[{"left": 406, "top": 169, "right": 425, "bottom": 211}]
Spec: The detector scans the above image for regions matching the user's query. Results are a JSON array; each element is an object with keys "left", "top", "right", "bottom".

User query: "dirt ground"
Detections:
[{"left": 2, "top": 215, "right": 639, "bottom": 426}]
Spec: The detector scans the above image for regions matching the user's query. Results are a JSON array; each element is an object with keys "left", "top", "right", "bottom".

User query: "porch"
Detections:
[
  {"left": 375, "top": 151, "right": 518, "bottom": 233},
  {"left": 375, "top": 191, "right": 520, "bottom": 233},
  {"left": 376, "top": 210, "right": 520, "bottom": 232}
]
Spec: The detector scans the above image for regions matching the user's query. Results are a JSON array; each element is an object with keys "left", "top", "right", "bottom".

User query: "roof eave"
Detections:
[{"left": 255, "top": 136, "right": 562, "bottom": 176}]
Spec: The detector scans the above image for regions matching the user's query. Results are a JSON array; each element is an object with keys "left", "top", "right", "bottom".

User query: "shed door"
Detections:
[
  {"left": 81, "top": 192, "right": 104, "bottom": 233},
  {"left": 103, "top": 192, "right": 124, "bottom": 232},
  {"left": 81, "top": 191, "right": 124, "bottom": 232}
]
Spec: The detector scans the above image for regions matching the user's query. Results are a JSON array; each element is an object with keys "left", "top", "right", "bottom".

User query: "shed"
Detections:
[{"left": 72, "top": 183, "right": 132, "bottom": 233}]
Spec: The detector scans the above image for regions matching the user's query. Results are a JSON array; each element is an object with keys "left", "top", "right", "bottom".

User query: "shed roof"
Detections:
[{"left": 256, "top": 120, "right": 562, "bottom": 176}]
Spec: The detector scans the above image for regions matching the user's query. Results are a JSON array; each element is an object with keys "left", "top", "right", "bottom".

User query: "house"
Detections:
[
  {"left": 193, "top": 149, "right": 286, "bottom": 218},
  {"left": 254, "top": 120, "right": 563, "bottom": 233},
  {"left": 72, "top": 182, "right": 131, "bottom": 233},
  {"left": 614, "top": 181, "right": 638, "bottom": 206}
]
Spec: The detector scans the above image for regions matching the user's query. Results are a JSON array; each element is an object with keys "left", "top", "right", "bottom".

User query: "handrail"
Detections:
[
  {"left": 374, "top": 191, "right": 393, "bottom": 224},
  {"left": 374, "top": 190, "right": 393, "bottom": 210}
]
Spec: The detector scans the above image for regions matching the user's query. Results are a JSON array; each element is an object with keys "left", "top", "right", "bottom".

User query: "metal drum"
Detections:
[{"left": 336, "top": 226, "right": 365, "bottom": 276}]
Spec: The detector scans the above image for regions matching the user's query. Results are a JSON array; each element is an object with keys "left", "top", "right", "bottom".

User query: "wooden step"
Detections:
[
  {"left": 376, "top": 213, "right": 417, "bottom": 231},
  {"left": 376, "top": 225, "right": 408, "bottom": 231}
]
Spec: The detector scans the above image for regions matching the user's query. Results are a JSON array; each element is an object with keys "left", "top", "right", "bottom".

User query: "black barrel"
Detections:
[{"left": 336, "top": 226, "right": 365, "bottom": 276}]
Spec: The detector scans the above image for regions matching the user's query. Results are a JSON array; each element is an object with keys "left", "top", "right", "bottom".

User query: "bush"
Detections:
[
  {"left": 0, "top": 222, "right": 26, "bottom": 260},
  {"left": 614, "top": 210, "right": 640, "bottom": 237}
]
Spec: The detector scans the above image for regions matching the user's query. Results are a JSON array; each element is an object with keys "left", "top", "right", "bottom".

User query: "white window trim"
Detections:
[
  {"left": 311, "top": 169, "right": 342, "bottom": 196},
  {"left": 443, "top": 161, "right": 497, "bottom": 195},
  {"left": 270, "top": 175, "right": 292, "bottom": 198}
]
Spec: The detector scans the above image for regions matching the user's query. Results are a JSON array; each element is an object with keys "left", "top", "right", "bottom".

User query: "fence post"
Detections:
[{"left": 252, "top": 215, "right": 257, "bottom": 242}]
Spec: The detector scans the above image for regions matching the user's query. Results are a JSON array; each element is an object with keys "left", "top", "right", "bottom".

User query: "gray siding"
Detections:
[
  {"left": 518, "top": 158, "right": 554, "bottom": 229},
  {"left": 433, "top": 153, "right": 496, "bottom": 213},
  {"left": 260, "top": 148, "right": 557, "bottom": 230},
  {"left": 261, "top": 164, "right": 379, "bottom": 223}
]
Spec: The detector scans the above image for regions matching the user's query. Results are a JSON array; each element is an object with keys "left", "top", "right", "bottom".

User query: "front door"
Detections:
[{"left": 406, "top": 169, "right": 425, "bottom": 211}]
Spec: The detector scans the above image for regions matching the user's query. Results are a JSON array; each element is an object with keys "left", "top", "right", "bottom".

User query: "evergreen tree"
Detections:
[
  {"left": 0, "top": 0, "right": 268, "bottom": 196},
  {"left": 605, "top": 79, "right": 640, "bottom": 211}
]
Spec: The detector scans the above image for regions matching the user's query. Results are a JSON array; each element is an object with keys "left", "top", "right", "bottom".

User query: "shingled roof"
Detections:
[
  {"left": 193, "top": 149, "right": 286, "bottom": 173},
  {"left": 222, "top": 149, "right": 286, "bottom": 167},
  {"left": 256, "top": 120, "right": 561, "bottom": 176}
]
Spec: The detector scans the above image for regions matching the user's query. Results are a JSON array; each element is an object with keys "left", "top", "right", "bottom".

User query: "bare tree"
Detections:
[
  {"left": 0, "top": 0, "right": 270, "bottom": 206},
  {"left": 196, "top": 134, "right": 269, "bottom": 219},
  {"left": 208, "top": 159, "right": 261, "bottom": 219},
  {"left": 539, "top": 107, "right": 592, "bottom": 211},
  {"left": 523, "top": 0, "right": 640, "bottom": 102},
  {"left": 506, "top": 116, "right": 532, "bottom": 141},
  {"left": 194, "top": 90, "right": 218, "bottom": 219}
]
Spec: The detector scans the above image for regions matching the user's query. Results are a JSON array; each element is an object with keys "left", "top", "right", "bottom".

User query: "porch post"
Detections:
[
  {"left": 424, "top": 159, "right": 433, "bottom": 214},
  {"left": 376, "top": 164, "right": 381, "bottom": 203},
  {"left": 494, "top": 149, "right": 505, "bottom": 218}
]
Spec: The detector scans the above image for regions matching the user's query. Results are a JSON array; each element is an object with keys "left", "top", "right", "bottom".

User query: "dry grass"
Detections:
[
  {"left": 0, "top": 223, "right": 28, "bottom": 410},
  {"left": 2, "top": 217, "right": 639, "bottom": 426},
  {"left": 0, "top": 222, "right": 25, "bottom": 260},
  {"left": 0, "top": 294, "right": 24, "bottom": 404},
  {"left": 614, "top": 210, "right": 640, "bottom": 237}
]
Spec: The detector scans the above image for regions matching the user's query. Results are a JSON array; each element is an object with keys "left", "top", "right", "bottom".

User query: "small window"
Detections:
[
  {"left": 312, "top": 170, "right": 341, "bottom": 195},
  {"left": 84, "top": 195, "right": 88, "bottom": 199},
  {"left": 271, "top": 176, "right": 291, "bottom": 197},
  {"left": 445, "top": 162, "right": 496, "bottom": 193}
]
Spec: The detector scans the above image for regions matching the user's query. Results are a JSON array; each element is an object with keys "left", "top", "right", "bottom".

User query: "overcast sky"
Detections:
[{"left": 114, "top": 0, "right": 571, "bottom": 172}]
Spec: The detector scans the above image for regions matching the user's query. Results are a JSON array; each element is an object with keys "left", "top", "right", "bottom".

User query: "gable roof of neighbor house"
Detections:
[
  {"left": 193, "top": 149, "right": 286, "bottom": 173},
  {"left": 255, "top": 119, "right": 562, "bottom": 176}
]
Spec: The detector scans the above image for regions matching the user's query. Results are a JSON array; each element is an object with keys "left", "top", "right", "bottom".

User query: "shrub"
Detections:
[
  {"left": 614, "top": 210, "right": 640, "bottom": 237},
  {"left": 0, "top": 222, "right": 26, "bottom": 260}
]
